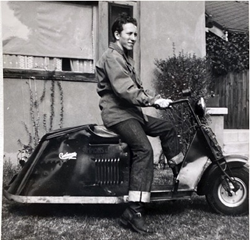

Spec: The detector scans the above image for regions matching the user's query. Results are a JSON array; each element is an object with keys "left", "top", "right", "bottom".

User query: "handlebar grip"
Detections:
[
  {"left": 169, "top": 99, "right": 189, "bottom": 105},
  {"left": 153, "top": 104, "right": 161, "bottom": 109}
]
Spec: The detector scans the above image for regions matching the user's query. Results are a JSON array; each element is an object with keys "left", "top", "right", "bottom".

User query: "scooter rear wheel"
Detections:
[{"left": 206, "top": 167, "right": 249, "bottom": 215}]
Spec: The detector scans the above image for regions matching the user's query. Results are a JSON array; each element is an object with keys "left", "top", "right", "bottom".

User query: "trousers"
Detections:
[{"left": 109, "top": 115, "right": 183, "bottom": 202}]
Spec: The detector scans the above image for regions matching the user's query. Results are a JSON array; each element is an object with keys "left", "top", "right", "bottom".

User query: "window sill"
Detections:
[{"left": 3, "top": 68, "right": 96, "bottom": 82}]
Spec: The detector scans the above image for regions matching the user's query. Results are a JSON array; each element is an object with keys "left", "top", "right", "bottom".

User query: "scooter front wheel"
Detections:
[{"left": 206, "top": 167, "right": 249, "bottom": 215}]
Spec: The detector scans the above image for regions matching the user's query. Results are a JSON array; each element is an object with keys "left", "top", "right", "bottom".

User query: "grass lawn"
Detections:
[
  {"left": 2, "top": 194, "right": 249, "bottom": 240},
  {"left": 2, "top": 158, "right": 249, "bottom": 239}
]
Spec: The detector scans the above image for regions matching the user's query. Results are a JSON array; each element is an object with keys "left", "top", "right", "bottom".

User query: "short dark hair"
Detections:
[{"left": 111, "top": 12, "right": 137, "bottom": 41}]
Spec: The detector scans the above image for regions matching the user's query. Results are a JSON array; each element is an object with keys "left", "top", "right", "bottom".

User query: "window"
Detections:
[{"left": 2, "top": 1, "right": 97, "bottom": 81}]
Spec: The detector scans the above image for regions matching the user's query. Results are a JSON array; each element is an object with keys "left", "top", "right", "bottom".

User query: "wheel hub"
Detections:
[{"left": 218, "top": 177, "right": 247, "bottom": 207}]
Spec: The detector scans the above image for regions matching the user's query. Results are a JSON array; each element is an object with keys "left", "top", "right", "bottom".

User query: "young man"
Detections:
[{"left": 96, "top": 13, "right": 183, "bottom": 234}]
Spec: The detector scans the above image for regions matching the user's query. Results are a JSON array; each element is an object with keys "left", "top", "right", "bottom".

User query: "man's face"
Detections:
[{"left": 116, "top": 23, "right": 137, "bottom": 51}]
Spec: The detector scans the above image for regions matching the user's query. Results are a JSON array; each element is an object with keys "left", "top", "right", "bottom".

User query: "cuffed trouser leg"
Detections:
[
  {"left": 128, "top": 191, "right": 151, "bottom": 202},
  {"left": 110, "top": 119, "right": 154, "bottom": 203}
]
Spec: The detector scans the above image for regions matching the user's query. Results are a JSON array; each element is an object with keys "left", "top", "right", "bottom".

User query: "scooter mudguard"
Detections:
[
  {"left": 197, "top": 154, "right": 249, "bottom": 195},
  {"left": 5, "top": 125, "right": 131, "bottom": 201}
]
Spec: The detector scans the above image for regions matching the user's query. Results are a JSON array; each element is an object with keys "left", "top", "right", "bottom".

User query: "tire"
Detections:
[{"left": 206, "top": 167, "right": 249, "bottom": 215}]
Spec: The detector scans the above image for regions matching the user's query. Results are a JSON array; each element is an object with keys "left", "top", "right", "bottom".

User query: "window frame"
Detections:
[
  {"left": 2, "top": 1, "right": 98, "bottom": 82},
  {"left": 3, "top": 68, "right": 96, "bottom": 82}
]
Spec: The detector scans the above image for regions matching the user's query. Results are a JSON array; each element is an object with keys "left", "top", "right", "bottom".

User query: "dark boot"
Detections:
[{"left": 119, "top": 202, "right": 154, "bottom": 234}]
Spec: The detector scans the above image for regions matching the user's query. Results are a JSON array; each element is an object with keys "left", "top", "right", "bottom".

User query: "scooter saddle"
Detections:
[{"left": 93, "top": 125, "right": 119, "bottom": 138}]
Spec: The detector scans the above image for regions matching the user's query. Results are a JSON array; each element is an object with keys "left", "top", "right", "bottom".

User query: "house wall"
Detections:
[
  {"left": 140, "top": 1, "right": 205, "bottom": 92},
  {"left": 4, "top": 78, "right": 102, "bottom": 157}
]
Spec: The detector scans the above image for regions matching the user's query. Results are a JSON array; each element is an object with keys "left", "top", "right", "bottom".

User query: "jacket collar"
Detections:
[
  {"left": 109, "top": 42, "right": 124, "bottom": 55},
  {"left": 109, "top": 42, "right": 134, "bottom": 65}
]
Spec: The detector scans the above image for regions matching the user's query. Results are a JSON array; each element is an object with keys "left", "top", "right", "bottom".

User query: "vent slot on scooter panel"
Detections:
[{"left": 95, "top": 158, "right": 122, "bottom": 185}]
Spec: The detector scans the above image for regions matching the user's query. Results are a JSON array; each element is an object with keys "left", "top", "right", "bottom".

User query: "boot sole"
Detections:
[
  {"left": 119, "top": 217, "right": 128, "bottom": 227},
  {"left": 119, "top": 218, "right": 153, "bottom": 235}
]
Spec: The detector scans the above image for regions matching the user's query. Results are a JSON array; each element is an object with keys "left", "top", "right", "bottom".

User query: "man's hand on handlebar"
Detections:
[{"left": 154, "top": 98, "right": 172, "bottom": 109}]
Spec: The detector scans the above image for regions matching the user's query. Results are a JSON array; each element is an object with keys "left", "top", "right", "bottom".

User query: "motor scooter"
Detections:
[{"left": 4, "top": 90, "right": 248, "bottom": 216}]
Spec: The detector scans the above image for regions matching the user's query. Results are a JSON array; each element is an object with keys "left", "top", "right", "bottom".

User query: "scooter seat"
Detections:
[{"left": 93, "top": 125, "right": 119, "bottom": 138}]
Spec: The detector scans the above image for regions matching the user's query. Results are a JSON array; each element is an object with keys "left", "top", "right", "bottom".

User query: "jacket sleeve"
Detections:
[{"left": 104, "top": 53, "right": 160, "bottom": 107}]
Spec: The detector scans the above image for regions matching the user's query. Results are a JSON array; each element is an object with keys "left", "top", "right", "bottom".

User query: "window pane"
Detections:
[{"left": 2, "top": 1, "right": 94, "bottom": 59}]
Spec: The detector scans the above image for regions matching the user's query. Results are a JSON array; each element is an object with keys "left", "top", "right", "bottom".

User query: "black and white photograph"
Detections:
[{"left": 1, "top": 1, "right": 249, "bottom": 239}]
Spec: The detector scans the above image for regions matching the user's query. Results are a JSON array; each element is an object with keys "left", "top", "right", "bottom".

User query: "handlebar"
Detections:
[{"left": 154, "top": 99, "right": 189, "bottom": 109}]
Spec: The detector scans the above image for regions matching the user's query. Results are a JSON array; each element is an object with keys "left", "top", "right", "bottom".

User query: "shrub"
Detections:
[
  {"left": 153, "top": 47, "right": 213, "bottom": 154},
  {"left": 154, "top": 46, "right": 213, "bottom": 105},
  {"left": 206, "top": 31, "right": 249, "bottom": 76}
]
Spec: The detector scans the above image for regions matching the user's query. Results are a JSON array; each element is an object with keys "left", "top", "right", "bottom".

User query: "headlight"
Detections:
[{"left": 195, "top": 97, "right": 206, "bottom": 118}]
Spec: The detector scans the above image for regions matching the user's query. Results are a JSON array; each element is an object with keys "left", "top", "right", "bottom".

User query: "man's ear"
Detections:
[{"left": 114, "top": 31, "right": 120, "bottom": 40}]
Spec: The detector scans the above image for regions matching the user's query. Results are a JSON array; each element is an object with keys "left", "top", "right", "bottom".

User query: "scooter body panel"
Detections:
[{"left": 6, "top": 125, "right": 131, "bottom": 198}]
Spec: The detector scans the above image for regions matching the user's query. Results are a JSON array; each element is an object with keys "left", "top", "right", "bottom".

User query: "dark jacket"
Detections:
[{"left": 96, "top": 42, "right": 159, "bottom": 127}]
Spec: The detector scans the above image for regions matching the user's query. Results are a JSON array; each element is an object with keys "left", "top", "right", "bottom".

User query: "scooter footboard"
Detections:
[{"left": 3, "top": 190, "right": 128, "bottom": 204}]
